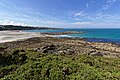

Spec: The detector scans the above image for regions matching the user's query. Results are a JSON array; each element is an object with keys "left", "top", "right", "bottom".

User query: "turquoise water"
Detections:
[{"left": 24, "top": 29, "right": 120, "bottom": 43}]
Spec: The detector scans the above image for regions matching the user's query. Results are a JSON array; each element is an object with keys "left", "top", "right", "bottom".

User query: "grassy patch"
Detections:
[{"left": 0, "top": 49, "right": 120, "bottom": 80}]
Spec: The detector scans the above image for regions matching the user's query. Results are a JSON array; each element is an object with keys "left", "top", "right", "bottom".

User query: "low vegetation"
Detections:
[
  {"left": 0, "top": 25, "right": 60, "bottom": 30},
  {"left": 0, "top": 48, "right": 120, "bottom": 80}
]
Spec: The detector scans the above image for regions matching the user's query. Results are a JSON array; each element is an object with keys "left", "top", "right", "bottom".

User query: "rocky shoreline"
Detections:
[
  {"left": 41, "top": 31, "right": 85, "bottom": 35},
  {"left": 0, "top": 37, "right": 120, "bottom": 58}
]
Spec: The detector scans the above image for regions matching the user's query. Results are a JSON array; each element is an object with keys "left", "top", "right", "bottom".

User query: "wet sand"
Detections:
[{"left": 0, "top": 31, "right": 51, "bottom": 43}]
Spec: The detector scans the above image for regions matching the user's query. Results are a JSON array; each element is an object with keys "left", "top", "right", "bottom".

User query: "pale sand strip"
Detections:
[{"left": 0, "top": 31, "right": 54, "bottom": 43}]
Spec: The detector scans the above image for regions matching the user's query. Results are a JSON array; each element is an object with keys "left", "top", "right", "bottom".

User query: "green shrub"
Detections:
[{"left": 0, "top": 50, "right": 120, "bottom": 80}]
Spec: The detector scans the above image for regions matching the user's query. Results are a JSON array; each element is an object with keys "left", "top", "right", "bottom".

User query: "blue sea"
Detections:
[{"left": 24, "top": 29, "right": 120, "bottom": 44}]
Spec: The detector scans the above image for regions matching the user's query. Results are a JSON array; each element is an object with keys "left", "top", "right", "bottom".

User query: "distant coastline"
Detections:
[{"left": 0, "top": 25, "right": 62, "bottom": 30}]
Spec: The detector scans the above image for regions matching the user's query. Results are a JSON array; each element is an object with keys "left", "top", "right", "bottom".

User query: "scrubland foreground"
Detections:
[{"left": 0, "top": 37, "right": 120, "bottom": 80}]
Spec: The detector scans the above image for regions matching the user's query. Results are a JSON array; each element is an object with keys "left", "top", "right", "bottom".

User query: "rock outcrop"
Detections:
[{"left": 1, "top": 37, "right": 120, "bottom": 58}]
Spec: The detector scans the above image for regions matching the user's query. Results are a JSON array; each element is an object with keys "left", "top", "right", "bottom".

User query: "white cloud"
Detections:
[
  {"left": 72, "top": 22, "right": 92, "bottom": 25},
  {"left": 40, "top": 20, "right": 120, "bottom": 28},
  {"left": 0, "top": 20, "right": 29, "bottom": 26},
  {"left": 43, "top": 21, "right": 64, "bottom": 25},
  {"left": 103, "top": 0, "right": 116, "bottom": 11},
  {"left": 69, "top": 22, "right": 120, "bottom": 28},
  {"left": 1, "top": 20, "right": 119, "bottom": 28},
  {"left": 0, "top": 0, "right": 47, "bottom": 25},
  {"left": 0, "top": 0, "right": 18, "bottom": 10},
  {"left": 97, "top": 0, "right": 117, "bottom": 19},
  {"left": 73, "top": 0, "right": 117, "bottom": 22},
  {"left": 42, "top": 20, "right": 92, "bottom": 25},
  {"left": 74, "top": 10, "right": 85, "bottom": 17},
  {"left": 40, "top": 20, "right": 93, "bottom": 28},
  {"left": 74, "top": 3, "right": 89, "bottom": 17},
  {"left": 0, "top": 0, "right": 119, "bottom": 28}
]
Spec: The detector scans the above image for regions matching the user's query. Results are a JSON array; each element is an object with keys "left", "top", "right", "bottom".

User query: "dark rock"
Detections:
[
  {"left": 44, "top": 68, "right": 50, "bottom": 78},
  {"left": 20, "top": 49, "right": 25, "bottom": 52},
  {"left": 1, "top": 37, "right": 120, "bottom": 58},
  {"left": 90, "top": 52, "right": 103, "bottom": 56},
  {"left": 41, "top": 44, "right": 57, "bottom": 53},
  {"left": 0, "top": 46, "right": 7, "bottom": 51}
]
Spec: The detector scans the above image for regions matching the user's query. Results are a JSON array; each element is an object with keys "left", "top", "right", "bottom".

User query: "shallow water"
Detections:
[{"left": 24, "top": 29, "right": 120, "bottom": 43}]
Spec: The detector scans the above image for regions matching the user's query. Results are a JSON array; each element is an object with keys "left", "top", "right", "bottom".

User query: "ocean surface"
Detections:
[{"left": 24, "top": 29, "right": 120, "bottom": 44}]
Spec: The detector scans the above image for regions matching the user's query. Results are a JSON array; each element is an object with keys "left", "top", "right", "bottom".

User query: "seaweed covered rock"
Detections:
[{"left": 35, "top": 44, "right": 75, "bottom": 55}]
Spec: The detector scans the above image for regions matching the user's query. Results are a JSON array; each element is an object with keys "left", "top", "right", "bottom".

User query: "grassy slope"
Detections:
[{"left": 0, "top": 49, "right": 120, "bottom": 80}]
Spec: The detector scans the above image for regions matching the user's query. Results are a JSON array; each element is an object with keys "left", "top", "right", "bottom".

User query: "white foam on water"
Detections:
[{"left": 54, "top": 35, "right": 72, "bottom": 38}]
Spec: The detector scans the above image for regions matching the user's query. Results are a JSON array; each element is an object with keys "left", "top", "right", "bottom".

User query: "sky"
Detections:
[{"left": 0, "top": 0, "right": 120, "bottom": 28}]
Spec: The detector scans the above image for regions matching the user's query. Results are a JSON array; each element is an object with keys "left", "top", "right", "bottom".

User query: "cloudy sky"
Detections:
[{"left": 0, "top": 0, "right": 120, "bottom": 28}]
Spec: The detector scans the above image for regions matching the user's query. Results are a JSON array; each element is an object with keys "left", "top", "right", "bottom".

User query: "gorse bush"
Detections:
[
  {"left": 0, "top": 49, "right": 27, "bottom": 66},
  {"left": 0, "top": 49, "right": 120, "bottom": 80}
]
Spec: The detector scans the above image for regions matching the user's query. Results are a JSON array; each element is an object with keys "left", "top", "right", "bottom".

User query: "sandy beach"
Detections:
[
  {"left": 1, "top": 30, "right": 120, "bottom": 58},
  {"left": 0, "top": 31, "right": 82, "bottom": 43},
  {"left": 0, "top": 31, "right": 46, "bottom": 43}
]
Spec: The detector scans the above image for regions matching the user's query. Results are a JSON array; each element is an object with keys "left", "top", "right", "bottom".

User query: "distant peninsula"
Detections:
[{"left": 0, "top": 25, "right": 62, "bottom": 30}]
